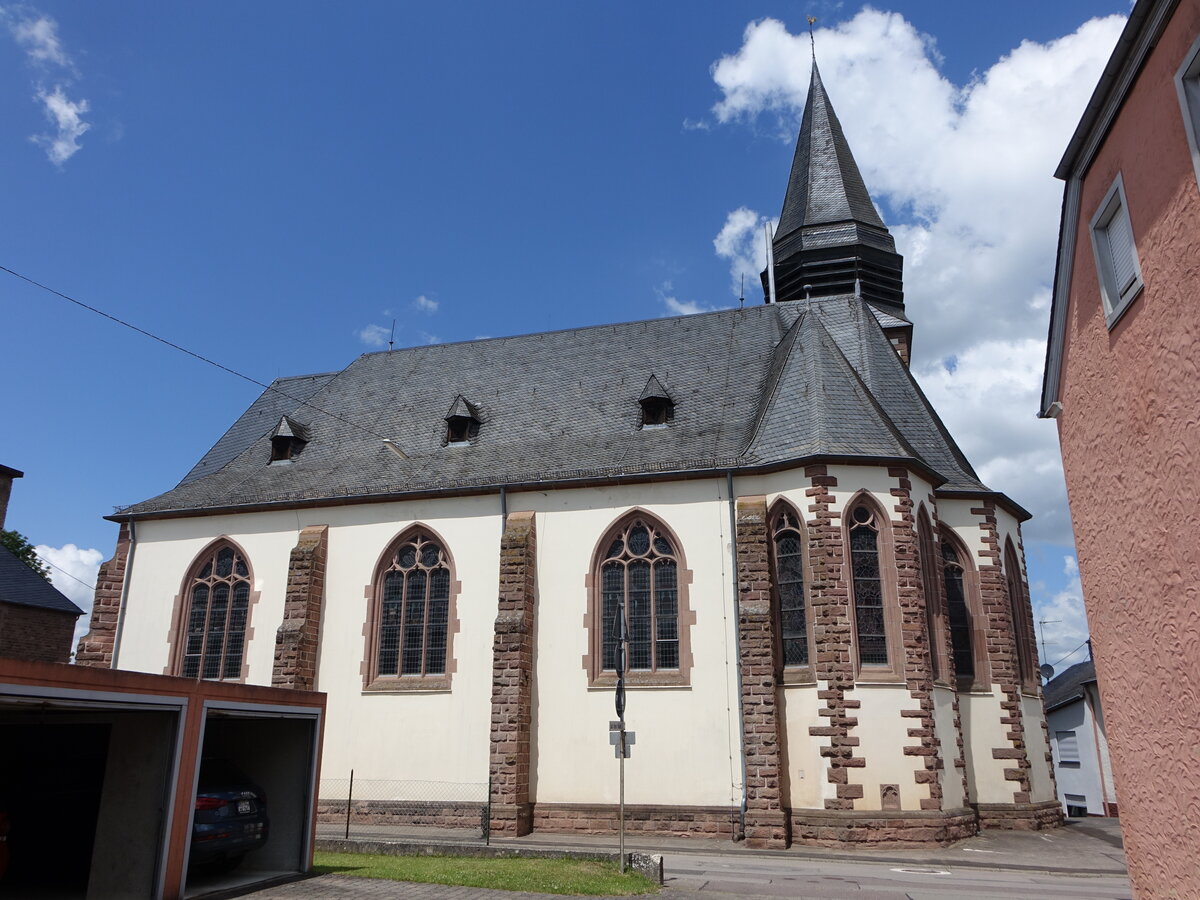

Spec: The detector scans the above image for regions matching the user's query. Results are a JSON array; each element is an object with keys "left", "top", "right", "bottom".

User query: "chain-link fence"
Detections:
[{"left": 317, "top": 773, "right": 491, "bottom": 844}]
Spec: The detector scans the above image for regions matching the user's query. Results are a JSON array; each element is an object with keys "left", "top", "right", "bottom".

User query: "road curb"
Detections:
[{"left": 314, "top": 836, "right": 1126, "bottom": 879}]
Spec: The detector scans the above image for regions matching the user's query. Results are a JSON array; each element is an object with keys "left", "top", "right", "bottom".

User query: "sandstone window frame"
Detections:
[
  {"left": 939, "top": 526, "right": 990, "bottom": 692},
  {"left": 768, "top": 498, "right": 816, "bottom": 684},
  {"left": 1003, "top": 537, "right": 1039, "bottom": 693},
  {"left": 165, "top": 537, "right": 259, "bottom": 682},
  {"left": 1088, "top": 172, "right": 1143, "bottom": 329},
  {"left": 361, "top": 524, "right": 461, "bottom": 693},
  {"left": 1175, "top": 32, "right": 1200, "bottom": 192},
  {"left": 583, "top": 509, "right": 695, "bottom": 688},
  {"left": 843, "top": 492, "right": 903, "bottom": 682},
  {"left": 917, "top": 507, "right": 951, "bottom": 686}
]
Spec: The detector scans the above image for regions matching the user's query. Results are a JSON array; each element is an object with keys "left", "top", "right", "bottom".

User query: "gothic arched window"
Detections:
[
  {"left": 942, "top": 538, "right": 975, "bottom": 681},
  {"left": 1004, "top": 539, "right": 1037, "bottom": 689},
  {"left": 600, "top": 517, "right": 679, "bottom": 673},
  {"left": 375, "top": 531, "right": 452, "bottom": 678},
  {"left": 362, "top": 528, "right": 459, "bottom": 691},
  {"left": 848, "top": 501, "right": 888, "bottom": 667},
  {"left": 918, "top": 510, "right": 948, "bottom": 681},
  {"left": 770, "top": 503, "right": 810, "bottom": 668},
  {"left": 178, "top": 542, "right": 252, "bottom": 680}
]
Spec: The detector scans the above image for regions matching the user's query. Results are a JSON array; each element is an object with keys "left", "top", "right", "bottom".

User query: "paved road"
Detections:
[{"left": 250, "top": 854, "right": 1132, "bottom": 900}]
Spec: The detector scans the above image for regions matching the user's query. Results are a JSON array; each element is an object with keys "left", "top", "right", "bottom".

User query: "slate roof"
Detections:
[
  {"left": 774, "top": 62, "right": 897, "bottom": 262},
  {"left": 115, "top": 295, "right": 1009, "bottom": 520},
  {"left": 0, "top": 545, "right": 83, "bottom": 615},
  {"left": 1043, "top": 659, "right": 1097, "bottom": 712}
]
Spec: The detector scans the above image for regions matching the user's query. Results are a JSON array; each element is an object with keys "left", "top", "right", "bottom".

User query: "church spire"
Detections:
[{"left": 763, "top": 61, "right": 904, "bottom": 310}]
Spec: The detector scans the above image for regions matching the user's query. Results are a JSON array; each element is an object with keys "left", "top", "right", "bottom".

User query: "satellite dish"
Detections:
[{"left": 1039, "top": 664, "right": 1055, "bottom": 681}]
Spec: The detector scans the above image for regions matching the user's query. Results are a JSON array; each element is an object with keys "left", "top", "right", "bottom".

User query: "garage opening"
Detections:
[
  {"left": 0, "top": 708, "right": 178, "bottom": 899},
  {"left": 184, "top": 709, "right": 317, "bottom": 898}
]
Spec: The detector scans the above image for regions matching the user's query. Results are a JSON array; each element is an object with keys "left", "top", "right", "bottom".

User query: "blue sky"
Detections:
[{"left": 1, "top": 1, "right": 1128, "bottom": 671}]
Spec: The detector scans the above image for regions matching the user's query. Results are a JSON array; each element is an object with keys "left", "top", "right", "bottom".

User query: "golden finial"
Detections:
[{"left": 807, "top": 16, "right": 818, "bottom": 58}]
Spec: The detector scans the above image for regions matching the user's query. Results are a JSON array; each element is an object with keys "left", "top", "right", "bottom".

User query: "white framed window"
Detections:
[
  {"left": 1055, "top": 730, "right": 1081, "bottom": 768},
  {"left": 1089, "top": 173, "right": 1143, "bottom": 328},
  {"left": 1175, "top": 33, "right": 1200, "bottom": 189}
]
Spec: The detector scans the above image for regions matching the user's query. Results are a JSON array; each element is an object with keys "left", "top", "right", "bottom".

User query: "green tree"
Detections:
[{"left": 0, "top": 529, "right": 51, "bottom": 581}]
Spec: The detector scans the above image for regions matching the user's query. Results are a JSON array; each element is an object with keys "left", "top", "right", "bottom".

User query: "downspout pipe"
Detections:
[
  {"left": 726, "top": 470, "right": 748, "bottom": 839},
  {"left": 110, "top": 520, "right": 137, "bottom": 667},
  {"left": 500, "top": 486, "right": 508, "bottom": 529}
]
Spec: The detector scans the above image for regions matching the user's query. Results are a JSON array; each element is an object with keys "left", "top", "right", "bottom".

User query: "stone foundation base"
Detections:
[
  {"left": 531, "top": 803, "right": 738, "bottom": 838},
  {"left": 975, "top": 800, "right": 1063, "bottom": 830},
  {"left": 317, "top": 799, "right": 485, "bottom": 831},
  {"left": 790, "top": 808, "right": 978, "bottom": 847},
  {"left": 490, "top": 802, "right": 533, "bottom": 836}
]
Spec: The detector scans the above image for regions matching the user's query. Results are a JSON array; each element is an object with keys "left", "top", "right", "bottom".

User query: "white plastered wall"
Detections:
[
  {"left": 1022, "top": 694, "right": 1055, "bottom": 802},
  {"left": 117, "top": 495, "right": 505, "bottom": 792},
  {"left": 512, "top": 478, "right": 743, "bottom": 808},
  {"left": 780, "top": 684, "right": 825, "bottom": 809},
  {"left": 932, "top": 685, "right": 966, "bottom": 809}
]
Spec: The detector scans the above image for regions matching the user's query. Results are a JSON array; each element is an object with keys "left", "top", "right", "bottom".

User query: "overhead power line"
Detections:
[
  {"left": 38, "top": 554, "right": 97, "bottom": 592},
  {"left": 0, "top": 264, "right": 393, "bottom": 443}
]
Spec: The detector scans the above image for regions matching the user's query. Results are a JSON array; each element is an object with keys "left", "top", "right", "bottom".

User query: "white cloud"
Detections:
[
  {"left": 418, "top": 331, "right": 441, "bottom": 345},
  {"left": 2, "top": 7, "right": 91, "bottom": 166},
  {"left": 32, "top": 86, "right": 90, "bottom": 165},
  {"left": 713, "top": 207, "right": 778, "bottom": 299},
  {"left": 9, "top": 13, "right": 69, "bottom": 67},
  {"left": 35, "top": 543, "right": 103, "bottom": 652},
  {"left": 412, "top": 295, "right": 439, "bottom": 314},
  {"left": 708, "top": 10, "right": 1125, "bottom": 545},
  {"left": 656, "top": 280, "right": 725, "bottom": 317},
  {"left": 357, "top": 324, "right": 391, "bottom": 347}
]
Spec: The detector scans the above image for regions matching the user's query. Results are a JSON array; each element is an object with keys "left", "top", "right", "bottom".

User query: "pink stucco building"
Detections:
[{"left": 1041, "top": 0, "right": 1200, "bottom": 894}]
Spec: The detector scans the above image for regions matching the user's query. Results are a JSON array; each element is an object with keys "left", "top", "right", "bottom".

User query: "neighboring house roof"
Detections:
[
  {"left": 0, "top": 545, "right": 83, "bottom": 616},
  {"left": 1040, "top": 0, "right": 1174, "bottom": 415},
  {"left": 1043, "top": 659, "right": 1098, "bottom": 713},
  {"left": 0, "top": 464, "right": 23, "bottom": 480},
  {"left": 113, "top": 295, "right": 1016, "bottom": 521}
]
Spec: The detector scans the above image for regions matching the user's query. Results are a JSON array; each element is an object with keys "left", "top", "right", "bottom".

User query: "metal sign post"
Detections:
[{"left": 612, "top": 596, "right": 630, "bottom": 873}]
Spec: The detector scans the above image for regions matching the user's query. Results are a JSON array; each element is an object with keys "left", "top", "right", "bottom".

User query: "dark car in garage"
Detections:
[{"left": 190, "top": 759, "right": 269, "bottom": 871}]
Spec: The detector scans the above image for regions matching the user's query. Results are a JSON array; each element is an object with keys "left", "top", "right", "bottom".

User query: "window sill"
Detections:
[
  {"left": 590, "top": 671, "right": 688, "bottom": 689},
  {"left": 364, "top": 675, "right": 452, "bottom": 693},
  {"left": 780, "top": 667, "right": 816, "bottom": 685},
  {"left": 1104, "top": 281, "right": 1143, "bottom": 330},
  {"left": 854, "top": 665, "right": 905, "bottom": 685}
]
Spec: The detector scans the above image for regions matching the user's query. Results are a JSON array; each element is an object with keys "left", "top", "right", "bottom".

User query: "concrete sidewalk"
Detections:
[{"left": 315, "top": 817, "right": 1127, "bottom": 877}]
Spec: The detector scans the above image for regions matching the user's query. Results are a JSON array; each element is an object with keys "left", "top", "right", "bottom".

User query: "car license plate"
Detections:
[{"left": 237, "top": 800, "right": 252, "bottom": 815}]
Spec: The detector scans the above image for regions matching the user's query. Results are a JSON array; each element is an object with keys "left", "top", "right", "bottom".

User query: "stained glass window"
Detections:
[
  {"left": 600, "top": 518, "right": 679, "bottom": 673},
  {"left": 770, "top": 507, "right": 809, "bottom": 666},
  {"left": 180, "top": 542, "right": 251, "bottom": 680},
  {"left": 849, "top": 503, "right": 887, "bottom": 666},
  {"left": 376, "top": 533, "right": 451, "bottom": 677},
  {"left": 1005, "top": 542, "right": 1035, "bottom": 686},
  {"left": 942, "top": 539, "right": 974, "bottom": 680},
  {"left": 918, "top": 515, "right": 944, "bottom": 679}
]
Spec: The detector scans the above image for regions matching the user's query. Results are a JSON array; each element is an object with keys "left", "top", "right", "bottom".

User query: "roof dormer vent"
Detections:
[
  {"left": 269, "top": 415, "right": 310, "bottom": 464},
  {"left": 638, "top": 375, "right": 674, "bottom": 429},
  {"left": 444, "top": 395, "right": 482, "bottom": 445}
]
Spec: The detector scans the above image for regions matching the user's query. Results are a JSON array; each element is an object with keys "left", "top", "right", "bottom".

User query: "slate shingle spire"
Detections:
[{"left": 763, "top": 61, "right": 904, "bottom": 310}]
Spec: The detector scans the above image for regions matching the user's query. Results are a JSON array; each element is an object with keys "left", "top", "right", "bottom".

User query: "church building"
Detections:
[{"left": 78, "top": 62, "right": 1060, "bottom": 847}]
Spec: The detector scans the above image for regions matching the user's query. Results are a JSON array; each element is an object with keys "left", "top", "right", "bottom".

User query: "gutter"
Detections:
[
  {"left": 726, "top": 470, "right": 748, "bottom": 840},
  {"left": 107, "top": 453, "right": 961, "bottom": 524}
]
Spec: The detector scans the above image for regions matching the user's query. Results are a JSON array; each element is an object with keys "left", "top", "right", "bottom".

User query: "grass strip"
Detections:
[{"left": 313, "top": 850, "right": 659, "bottom": 896}]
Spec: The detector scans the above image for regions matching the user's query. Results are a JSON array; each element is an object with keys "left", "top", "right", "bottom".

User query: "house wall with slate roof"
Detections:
[{"left": 1042, "top": 0, "right": 1200, "bottom": 891}]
